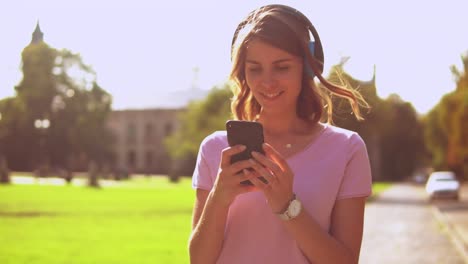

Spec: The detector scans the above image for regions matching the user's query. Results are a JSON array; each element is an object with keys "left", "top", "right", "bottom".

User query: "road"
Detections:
[
  {"left": 432, "top": 183, "right": 468, "bottom": 263},
  {"left": 360, "top": 183, "right": 467, "bottom": 264}
]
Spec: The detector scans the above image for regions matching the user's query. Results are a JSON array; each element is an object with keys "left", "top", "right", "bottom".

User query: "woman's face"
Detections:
[{"left": 244, "top": 39, "right": 304, "bottom": 115}]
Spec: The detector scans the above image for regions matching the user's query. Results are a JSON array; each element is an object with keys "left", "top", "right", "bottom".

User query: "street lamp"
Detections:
[{"left": 34, "top": 118, "right": 50, "bottom": 177}]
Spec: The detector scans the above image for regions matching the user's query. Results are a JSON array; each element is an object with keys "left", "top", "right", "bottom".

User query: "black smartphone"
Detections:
[{"left": 226, "top": 120, "right": 267, "bottom": 185}]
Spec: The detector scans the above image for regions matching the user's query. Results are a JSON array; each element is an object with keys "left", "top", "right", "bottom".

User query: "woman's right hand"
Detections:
[{"left": 211, "top": 145, "right": 258, "bottom": 207}]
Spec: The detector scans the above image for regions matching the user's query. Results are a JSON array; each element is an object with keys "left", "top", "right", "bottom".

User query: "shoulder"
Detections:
[
  {"left": 323, "top": 124, "right": 362, "bottom": 140},
  {"left": 321, "top": 124, "right": 366, "bottom": 149},
  {"left": 199, "top": 131, "right": 228, "bottom": 154},
  {"left": 201, "top": 130, "right": 227, "bottom": 146}
]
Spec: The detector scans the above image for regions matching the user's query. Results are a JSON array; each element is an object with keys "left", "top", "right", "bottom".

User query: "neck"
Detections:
[{"left": 257, "top": 110, "right": 304, "bottom": 136}]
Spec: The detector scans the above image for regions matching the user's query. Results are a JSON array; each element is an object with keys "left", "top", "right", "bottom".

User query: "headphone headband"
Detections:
[{"left": 231, "top": 4, "right": 324, "bottom": 75}]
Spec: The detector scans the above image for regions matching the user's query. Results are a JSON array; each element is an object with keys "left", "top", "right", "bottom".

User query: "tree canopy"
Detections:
[
  {"left": 329, "top": 61, "right": 426, "bottom": 181},
  {"left": 424, "top": 53, "right": 468, "bottom": 179},
  {"left": 165, "top": 83, "right": 232, "bottom": 159},
  {"left": 0, "top": 39, "right": 114, "bottom": 172}
]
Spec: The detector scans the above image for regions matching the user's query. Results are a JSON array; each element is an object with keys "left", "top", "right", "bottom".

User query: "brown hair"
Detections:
[{"left": 229, "top": 5, "right": 368, "bottom": 123}]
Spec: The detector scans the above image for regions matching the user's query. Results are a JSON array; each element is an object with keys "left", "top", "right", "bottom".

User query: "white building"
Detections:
[{"left": 106, "top": 108, "right": 184, "bottom": 174}]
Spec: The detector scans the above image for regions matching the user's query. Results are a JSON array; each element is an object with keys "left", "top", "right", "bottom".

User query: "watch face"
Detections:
[{"left": 289, "top": 200, "right": 301, "bottom": 217}]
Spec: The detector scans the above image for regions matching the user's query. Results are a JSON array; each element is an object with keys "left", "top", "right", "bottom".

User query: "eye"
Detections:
[
  {"left": 275, "top": 65, "right": 290, "bottom": 72},
  {"left": 247, "top": 67, "right": 261, "bottom": 73}
]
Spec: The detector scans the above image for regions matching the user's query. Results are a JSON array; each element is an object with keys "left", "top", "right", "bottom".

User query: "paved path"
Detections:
[
  {"left": 432, "top": 183, "right": 468, "bottom": 262},
  {"left": 360, "top": 183, "right": 466, "bottom": 264}
]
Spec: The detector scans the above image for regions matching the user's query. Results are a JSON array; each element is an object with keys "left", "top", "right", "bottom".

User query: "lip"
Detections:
[{"left": 260, "top": 91, "right": 284, "bottom": 101}]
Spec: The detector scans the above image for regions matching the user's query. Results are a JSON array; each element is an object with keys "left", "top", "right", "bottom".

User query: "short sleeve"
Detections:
[
  {"left": 337, "top": 134, "right": 373, "bottom": 200},
  {"left": 192, "top": 135, "right": 216, "bottom": 191}
]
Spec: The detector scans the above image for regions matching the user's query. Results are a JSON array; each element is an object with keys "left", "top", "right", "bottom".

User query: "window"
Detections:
[
  {"left": 127, "top": 123, "right": 137, "bottom": 144},
  {"left": 127, "top": 150, "right": 136, "bottom": 168},
  {"left": 145, "top": 151, "right": 153, "bottom": 169},
  {"left": 165, "top": 122, "right": 173, "bottom": 137},
  {"left": 144, "top": 123, "right": 154, "bottom": 144}
]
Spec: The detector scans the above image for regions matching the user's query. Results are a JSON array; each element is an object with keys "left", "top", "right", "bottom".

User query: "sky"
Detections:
[{"left": 1, "top": 0, "right": 467, "bottom": 114}]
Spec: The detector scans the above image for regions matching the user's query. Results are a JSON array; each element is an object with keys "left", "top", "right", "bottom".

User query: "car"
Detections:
[{"left": 425, "top": 171, "right": 460, "bottom": 200}]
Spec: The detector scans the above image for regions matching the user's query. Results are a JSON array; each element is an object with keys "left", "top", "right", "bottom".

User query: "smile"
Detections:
[{"left": 261, "top": 91, "right": 283, "bottom": 99}]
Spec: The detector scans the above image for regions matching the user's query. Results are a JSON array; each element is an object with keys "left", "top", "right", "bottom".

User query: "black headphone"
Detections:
[{"left": 231, "top": 4, "right": 324, "bottom": 78}]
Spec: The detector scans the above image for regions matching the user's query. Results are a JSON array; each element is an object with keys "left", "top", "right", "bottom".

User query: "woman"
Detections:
[{"left": 188, "top": 4, "right": 372, "bottom": 264}]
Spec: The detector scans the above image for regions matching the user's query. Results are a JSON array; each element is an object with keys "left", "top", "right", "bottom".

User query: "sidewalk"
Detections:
[
  {"left": 360, "top": 183, "right": 465, "bottom": 264},
  {"left": 431, "top": 183, "right": 468, "bottom": 263}
]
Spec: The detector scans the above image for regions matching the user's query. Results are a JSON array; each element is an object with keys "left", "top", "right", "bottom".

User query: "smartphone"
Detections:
[{"left": 226, "top": 120, "right": 267, "bottom": 185}]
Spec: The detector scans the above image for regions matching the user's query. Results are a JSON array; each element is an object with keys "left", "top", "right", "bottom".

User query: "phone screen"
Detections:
[{"left": 226, "top": 120, "right": 266, "bottom": 185}]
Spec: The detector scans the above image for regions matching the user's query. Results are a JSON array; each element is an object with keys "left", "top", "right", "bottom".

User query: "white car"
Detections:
[{"left": 425, "top": 171, "right": 460, "bottom": 200}]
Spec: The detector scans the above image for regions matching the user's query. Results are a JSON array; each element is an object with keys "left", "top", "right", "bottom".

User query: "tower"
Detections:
[{"left": 31, "top": 21, "right": 44, "bottom": 44}]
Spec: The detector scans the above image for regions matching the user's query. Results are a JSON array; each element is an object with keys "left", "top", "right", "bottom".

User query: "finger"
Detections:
[
  {"left": 241, "top": 168, "right": 264, "bottom": 183},
  {"left": 236, "top": 171, "right": 259, "bottom": 193},
  {"left": 220, "top": 145, "right": 246, "bottom": 168},
  {"left": 244, "top": 169, "right": 269, "bottom": 190},
  {"left": 228, "top": 159, "right": 256, "bottom": 175},
  {"left": 262, "top": 143, "right": 292, "bottom": 172},
  {"left": 250, "top": 160, "right": 276, "bottom": 183},
  {"left": 239, "top": 169, "right": 256, "bottom": 183},
  {"left": 251, "top": 151, "right": 283, "bottom": 177}
]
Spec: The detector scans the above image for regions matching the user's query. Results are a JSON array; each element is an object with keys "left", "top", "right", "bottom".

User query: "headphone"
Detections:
[{"left": 231, "top": 4, "right": 324, "bottom": 79}]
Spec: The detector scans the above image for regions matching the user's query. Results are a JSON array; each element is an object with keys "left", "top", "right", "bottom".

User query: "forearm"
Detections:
[
  {"left": 284, "top": 210, "right": 357, "bottom": 264},
  {"left": 189, "top": 191, "right": 230, "bottom": 264}
]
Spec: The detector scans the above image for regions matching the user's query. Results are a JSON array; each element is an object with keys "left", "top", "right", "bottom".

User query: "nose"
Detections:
[{"left": 260, "top": 71, "right": 276, "bottom": 89}]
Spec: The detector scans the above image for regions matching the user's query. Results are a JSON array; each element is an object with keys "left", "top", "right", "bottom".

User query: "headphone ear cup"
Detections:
[
  {"left": 305, "top": 41, "right": 316, "bottom": 79},
  {"left": 308, "top": 41, "right": 316, "bottom": 56}
]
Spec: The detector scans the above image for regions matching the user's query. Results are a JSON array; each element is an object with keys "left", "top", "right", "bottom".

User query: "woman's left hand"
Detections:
[{"left": 246, "top": 143, "right": 295, "bottom": 213}]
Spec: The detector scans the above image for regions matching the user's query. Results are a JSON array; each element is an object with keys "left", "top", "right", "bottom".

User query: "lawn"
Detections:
[
  {"left": 0, "top": 175, "right": 392, "bottom": 264},
  {"left": 371, "top": 182, "right": 393, "bottom": 197},
  {"left": 0, "top": 175, "right": 194, "bottom": 264}
]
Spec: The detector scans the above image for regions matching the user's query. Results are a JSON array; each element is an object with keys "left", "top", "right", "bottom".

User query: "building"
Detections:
[
  {"left": 106, "top": 108, "right": 184, "bottom": 175},
  {"left": 20, "top": 23, "right": 197, "bottom": 175},
  {"left": 31, "top": 22, "right": 44, "bottom": 44}
]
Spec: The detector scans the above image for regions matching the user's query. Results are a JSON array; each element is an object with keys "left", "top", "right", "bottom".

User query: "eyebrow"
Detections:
[{"left": 246, "top": 58, "right": 293, "bottom": 64}]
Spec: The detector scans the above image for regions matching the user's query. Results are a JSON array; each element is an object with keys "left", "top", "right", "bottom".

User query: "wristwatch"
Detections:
[{"left": 277, "top": 194, "right": 302, "bottom": 221}]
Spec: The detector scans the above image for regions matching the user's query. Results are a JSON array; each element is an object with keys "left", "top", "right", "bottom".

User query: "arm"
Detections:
[
  {"left": 188, "top": 189, "right": 230, "bottom": 264},
  {"left": 188, "top": 145, "right": 257, "bottom": 264},
  {"left": 283, "top": 197, "right": 366, "bottom": 264}
]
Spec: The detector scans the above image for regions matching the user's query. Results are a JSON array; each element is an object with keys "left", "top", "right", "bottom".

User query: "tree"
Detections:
[
  {"left": 0, "top": 97, "right": 30, "bottom": 170},
  {"left": 0, "top": 102, "right": 10, "bottom": 183},
  {"left": 328, "top": 60, "right": 426, "bottom": 181},
  {"left": 2, "top": 34, "right": 114, "bottom": 174},
  {"left": 425, "top": 52, "right": 468, "bottom": 180},
  {"left": 378, "top": 96, "right": 426, "bottom": 180},
  {"left": 165, "top": 83, "right": 232, "bottom": 176}
]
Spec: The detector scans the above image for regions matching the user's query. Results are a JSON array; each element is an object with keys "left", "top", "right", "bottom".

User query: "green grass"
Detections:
[
  {"left": 0, "top": 175, "right": 392, "bottom": 264},
  {"left": 371, "top": 182, "right": 393, "bottom": 199},
  {"left": 0, "top": 176, "right": 194, "bottom": 264}
]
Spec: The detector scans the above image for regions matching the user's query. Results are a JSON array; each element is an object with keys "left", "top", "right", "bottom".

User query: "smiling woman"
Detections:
[{"left": 188, "top": 4, "right": 373, "bottom": 264}]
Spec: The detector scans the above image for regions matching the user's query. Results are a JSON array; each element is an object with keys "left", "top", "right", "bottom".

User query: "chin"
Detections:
[{"left": 260, "top": 103, "right": 295, "bottom": 115}]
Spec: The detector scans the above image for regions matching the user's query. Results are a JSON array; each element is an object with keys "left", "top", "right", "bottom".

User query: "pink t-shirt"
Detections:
[{"left": 192, "top": 124, "right": 372, "bottom": 264}]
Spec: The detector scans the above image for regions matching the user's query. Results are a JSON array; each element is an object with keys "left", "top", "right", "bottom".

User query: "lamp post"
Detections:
[{"left": 34, "top": 118, "right": 50, "bottom": 177}]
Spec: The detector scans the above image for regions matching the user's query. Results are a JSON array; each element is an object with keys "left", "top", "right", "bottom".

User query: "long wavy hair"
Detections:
[{"left": 229, "top": 5, "right": 368, "bottom": 123}]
